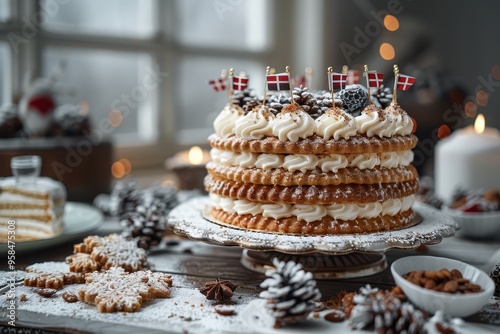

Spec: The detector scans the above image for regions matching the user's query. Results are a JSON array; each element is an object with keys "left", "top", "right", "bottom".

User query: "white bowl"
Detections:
[
  {"left": 442, "top": 207, "right": 500, "bottom": 239},
  {"left": 391, "top": 256, "right": 494, "bottom": 317}
]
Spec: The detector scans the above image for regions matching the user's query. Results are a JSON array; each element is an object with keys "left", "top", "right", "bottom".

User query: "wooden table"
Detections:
[{"left": 1, "top": 218, "right": 499, "bottom": 333}]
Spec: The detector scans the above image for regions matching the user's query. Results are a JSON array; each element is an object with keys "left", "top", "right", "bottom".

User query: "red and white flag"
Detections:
[
  {"left": 328, "top": 72, "right": 347, "bottom": 90},
  {"left": 266, "top": 73, "right": 290, "bottom": 91},
  {"left": 346, "top": 70, "right": 360, "bottom": 85},
  {"left": 366, "top": 71, "right": 384, "bottom": 88},
  {"left": 208, "top": 78, "right": 227, "bottom": 92},
  {"left": 396, "top": 74, "right": 416, "bottom": 91},
  {"left": 232, "top": 76, "right": 249, "bottom": 91}
]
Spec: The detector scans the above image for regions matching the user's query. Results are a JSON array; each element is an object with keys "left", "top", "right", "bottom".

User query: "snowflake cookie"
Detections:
[
  {"left": 24, "top": 262, "right": 85, "bottom": 290},
  {"left": 67, "top": 234, "right": 148, "bottom": 273},
  {"left": 78, "top": 267, "right": 173, "bottom": 313}
]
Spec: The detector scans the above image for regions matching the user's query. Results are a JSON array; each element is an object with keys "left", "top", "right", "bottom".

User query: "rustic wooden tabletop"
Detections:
[{"left": 1, "top": 218, "right": 499, "bottom": 333}]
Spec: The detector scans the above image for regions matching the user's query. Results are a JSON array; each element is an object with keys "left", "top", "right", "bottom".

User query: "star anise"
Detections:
[{"left": 199, "top": 278, "right": 238, "bottom": 301}]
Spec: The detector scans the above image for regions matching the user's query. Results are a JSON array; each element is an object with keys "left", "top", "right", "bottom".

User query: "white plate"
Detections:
[
  {"left": 168, "top": 197, "right": 458, "bottom": 254},
  {"left": 0, "top": 202, "right": 103, "bottom": 253}
]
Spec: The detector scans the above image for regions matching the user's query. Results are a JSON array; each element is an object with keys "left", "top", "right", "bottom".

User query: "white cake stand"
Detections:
[{"left": 167, "top": 197, "right": 457, "bottom": 278}]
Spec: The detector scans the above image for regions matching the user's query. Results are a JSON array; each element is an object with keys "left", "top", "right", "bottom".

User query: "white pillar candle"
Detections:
[{"left": 435, "top": 114, "right": 500, "bottom": 202}]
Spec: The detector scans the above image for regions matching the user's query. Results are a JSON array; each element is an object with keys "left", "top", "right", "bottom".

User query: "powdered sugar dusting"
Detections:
[
  {"left": 167, "top": 198, "right": 457, "bottom": 254},
  {"left": 0, "top": 268, "right": 257, "bottom": 333}
]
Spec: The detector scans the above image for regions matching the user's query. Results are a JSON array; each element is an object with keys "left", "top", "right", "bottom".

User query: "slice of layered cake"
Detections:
[
  {"left": 205, "top": 85, "right": 418, "bottom": 235},
  {"left": 0, "top": 156, "right": 66, "bottom": 241}
]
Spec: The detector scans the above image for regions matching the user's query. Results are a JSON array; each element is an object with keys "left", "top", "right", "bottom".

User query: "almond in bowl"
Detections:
[{"left": 391, "top": 256, "right": 494, "bottom": 317}]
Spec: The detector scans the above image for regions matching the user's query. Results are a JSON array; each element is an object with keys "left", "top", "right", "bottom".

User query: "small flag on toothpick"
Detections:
[
  {"left": 266, "top": 71, "right": 291, "bottom": 91},
  {"left": 347, "top": 70, "right": 360, "bottom": 85},
  {"left": 366, "top": 70, "right": 384, "bottom": 89},
  {"left": 208, "top": 78, "right": 227, "bottom": 92},
  {"left": 396, "top": 74, "right": 416, "bottom": 91},
  {"left": 364, "top": 65, "right": 384, "bottom": 104},
  {"left": 392, "top": 64, "right": 416, "bottom": 104},
  {"left": 232, "top": 75, "right": 249, "bottom": 91},
  {"left": 328, "top": 70, "right": 347, "bottom": 91}
]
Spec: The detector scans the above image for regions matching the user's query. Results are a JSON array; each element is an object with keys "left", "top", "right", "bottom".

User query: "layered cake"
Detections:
[
  {"left": 0, "top": 156, "right": 66, "bottom": 241},
  {"left": 205, "top": 86, "right": 418, "bottom": 234}
]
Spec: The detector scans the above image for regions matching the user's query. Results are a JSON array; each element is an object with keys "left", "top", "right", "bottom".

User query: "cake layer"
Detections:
[
  {"left": 207, "top": 163, "right": 418, "bottom": 186},
  {"left": 205, "top": 175, "right": 419, "bottom": 204},
  {"left": 210, "top": 149, "right": 414, "bottom": 172},
  {"left": 210, "top": 194, "right": 414, "bottom": 222},
  {"left": 0, "top": 217, "right": 63, "bottom": 241},
  {"left": 208, "top": 207, "right": 415, "bottom": 234},
  {"left": 208, "top": 133, "right": 418, "bottom": 155},
  {"left": 0, "top": 209, "right": 54, "bottom": 222},
  {"left": 214, "top": 103, "right": 413, "bottom": 141}
]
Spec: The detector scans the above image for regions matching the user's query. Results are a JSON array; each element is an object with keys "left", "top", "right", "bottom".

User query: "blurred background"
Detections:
[{"left": 0, "top": 0, "right": 498, "bottom": 185}]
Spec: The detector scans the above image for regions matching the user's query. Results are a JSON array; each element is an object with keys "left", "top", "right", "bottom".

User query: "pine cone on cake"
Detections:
[
  {"left": 371, "top": 85, "right": 394, "bottom": 109},
  {"left": 51, "top": 104, "right": 91, "bottom": 137},
  {"left": 232, "top": 89, "right": 259, "bottom": 108},
  {"left": 348, "top": 285, "right": 427, "bottom": 333},
  {"left": 260, "top": 258, "right": 321, "bottom": 328}
]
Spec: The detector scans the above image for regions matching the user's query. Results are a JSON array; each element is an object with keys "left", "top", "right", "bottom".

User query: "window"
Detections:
[{"left": 0, "top": 0, "right": 278, "bottom": 170}]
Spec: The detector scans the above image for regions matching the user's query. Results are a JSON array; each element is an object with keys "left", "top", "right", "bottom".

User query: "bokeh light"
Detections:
[
  {"left": 464, "top": 101, "right": 477, "bottom": 118},
  {"left": 492, "top": 64, "right": 500, "bottom": 81},
  {"left": 119, "top": 158, "right": 132, "bottom": 175},
  {"left": 476, "top": 89, "right": 488, "bottom": 106},
  {"left": 111, "top": 161, "right": 125, "bottom": 178},
  {"left": 108, "top": 109, "right": 123, "bottom": 127},
  {"left": 437, "top": 125, "right": 451, "bottom": 139},
  {"left": 384, "top": 15, "right": 399, "bottom": 31},
  {"left": 380, "top": 43, "right": 395, "bottom": 60}
]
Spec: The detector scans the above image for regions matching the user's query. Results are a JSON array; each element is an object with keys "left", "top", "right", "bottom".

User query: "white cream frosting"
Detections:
[
  {"left": 315, "top": 108, "right": 359, "bottom": 140},
  {"left": 318, "top": 154, "right": 349, "bottom": 173},
  {"left": 210, "top": 194, "right": 414, "bottom": 221},
  {"left": 213, "top": 105, "right": 244, "bottom": 138},
  {"left": 211, "top": 148, "right": 413, "bottom": 171},
  {"left": 234, "top": 106, "right": 274, "bottom": 140},
  {"left": 272, "top": 108, "right": 316, "bottom": 142},
  {"left": 386, "top": 103, "right": 413, "bottom": 136},
  {"left": 282, "top": 154, "right": 318, "bottom": 173},
  {"left": 213, "top": 103, "right": 413, "bottom": 140}
]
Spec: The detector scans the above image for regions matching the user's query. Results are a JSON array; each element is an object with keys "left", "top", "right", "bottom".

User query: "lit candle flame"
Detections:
[
  {"left": 188, "top": 146, "right": 204, "bottom": 165},
  {"left": 474, "top": 114, "right": 485, "bottom": 134}
]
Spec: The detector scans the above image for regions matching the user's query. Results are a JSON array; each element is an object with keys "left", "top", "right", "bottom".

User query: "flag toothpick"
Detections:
[
  {"left": 328, "top": 67, "right": 335, "bottom": 108},
  {"left": 229, "top": 68, "right": 234, "bottom": 106},
  {"left": 393, "top": 64, "right": 400, "bottom": 105},
  {"left": 263, "top": 66, "right": 270, "bottom": 106},
  {"left": 364, "top": 65, "right": 372, "bottom": 105},
  {"left": 285, "top": 66, "right": 295, "bottom": 104}
]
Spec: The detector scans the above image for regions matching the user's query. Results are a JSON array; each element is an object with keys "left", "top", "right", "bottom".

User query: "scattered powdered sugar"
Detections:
[
  {"left": 25, "top": 261, "right": 70, "bottom": 273},
  {"left": 168, "top": 197, "right": 457, "bottom": 254},
  {"left": 0, "top": 268, "right": 257, "bottom": 334}
]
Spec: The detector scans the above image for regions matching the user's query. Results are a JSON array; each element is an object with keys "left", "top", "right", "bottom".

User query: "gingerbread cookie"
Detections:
[
  {"left": 78, "top": 267, "right": 172, "bottom": 313},
  {"left": 24, "top": 262, "right": 86, "bottom": 290},
  {"left": 68, "top": 234, "right": 148, "bottom": 273},
  {"left": 66, "top": 253, "right": 101, "bottom": 273},
  {"left": 91, "top": 235, "right": 148, "bottom": 272}
]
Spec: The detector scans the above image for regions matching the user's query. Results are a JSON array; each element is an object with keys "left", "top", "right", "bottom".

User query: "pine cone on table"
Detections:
[
  {"left": 149, "top": 184, "right": 178, "bottom": 215},
  {"left": 260, "top": 258, "right": 321, "bottom": 328},
  {"left": 120, "top": 204, "right": 165, "bottom": 250},
  {"left": 112, "top": 180, "right": 144, "bottom": 218},
  {"left": 490, "top": 262, "right": 500, "bottom": 296},
  {"left": 348, "top": 285, "right": 427, "bottom": 333}
]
